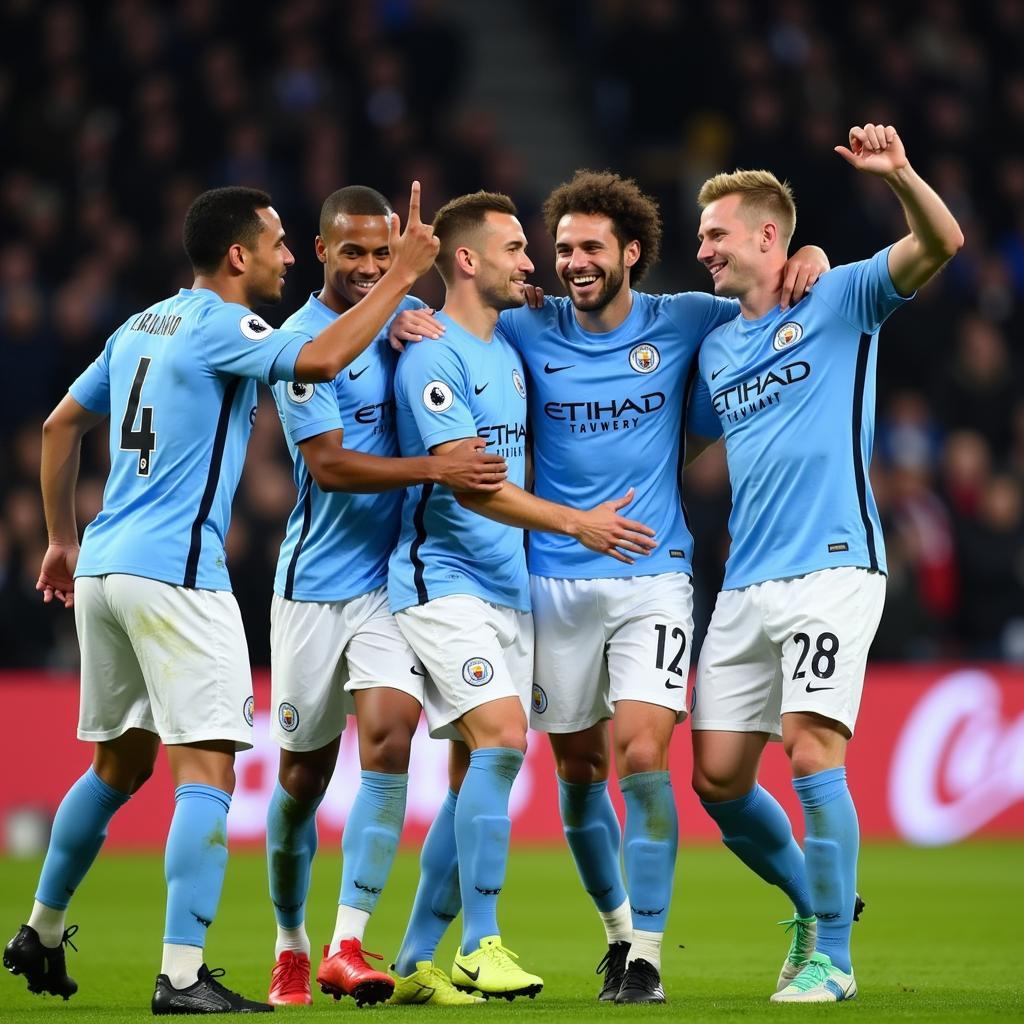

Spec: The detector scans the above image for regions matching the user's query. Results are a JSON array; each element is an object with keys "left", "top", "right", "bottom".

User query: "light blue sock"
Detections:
[
  {"left": 620, "top": 771, "right": 678, "bottom": 933},
  {"left": 455, "top": 748, "right": 523, "bottom": 955},
  {"left": 266, "top": 782, "right": 324, "bottom": 928},
  {"left": 394, "top": 789, "right": 461, "bottom": 976},
  {"left": 557, "top": 777, "right": 627, "bottom": 913},
  {"left": 701, "top": 784, "right": 813, "bottom": 918},
  {"left": 164, "top": 784, "right": 231, "bottom": 946},
  {"left": 340, "top": 770, "right": 408, "bottom": 912},
  {"left": 35, "top": 768, "right": 130, "bottom": 910},
  {"left": 793, "top": 767, "right": 859, "bottom": 973}
]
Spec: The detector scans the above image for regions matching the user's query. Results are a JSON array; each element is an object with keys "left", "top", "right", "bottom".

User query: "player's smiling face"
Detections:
[
  {"left": 697, "top": 194, "right": 762, "bottom": 297},
  {"left": 317, "top": 213, "right": 392, "bottom": 310},
  {"left": 554, "top": 213, "right": 638, "bottom": 313},
  {"left": 473, "top": 211, "right": 534, "bottom": 312},
  {"left": 246, "top": 206, "right": 295, "bottom": 305}
]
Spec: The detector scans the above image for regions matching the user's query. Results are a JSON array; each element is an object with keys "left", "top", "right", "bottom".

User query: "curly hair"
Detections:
[{"left": 542, "top": 170, "right": 662, "bottom": 283}]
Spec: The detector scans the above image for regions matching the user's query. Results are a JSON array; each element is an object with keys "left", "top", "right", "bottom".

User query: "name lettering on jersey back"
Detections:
[
  {"left": 478, "top": 421, "right": 527, "bottom": 459},
  {"left": 129, "top": 312, "right": 182, "bottom": 337},
  {"left": 543, "top": 392, "right": 665, "bottom": 434},
  {"left": 712, "top": 361, "right": 810, "bottom": 424}
]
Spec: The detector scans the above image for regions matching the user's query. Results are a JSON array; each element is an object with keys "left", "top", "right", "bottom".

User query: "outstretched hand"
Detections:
[
  {"left": 37, "top": 542, "right": 79, "bottom": 609},
  {"left": 835, "top": 124, "right": 908, "bottom": 177},
  {"left": 573, "top": 487, "right": 657, "bottom": 565},
  {"left": 389, "top": 181, "right": 440, "bottom": 281}
]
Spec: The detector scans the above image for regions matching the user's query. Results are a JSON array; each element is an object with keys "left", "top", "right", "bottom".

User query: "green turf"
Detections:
[{"left": 1, "top": 842, "right": 1021, "bottom": 1022}]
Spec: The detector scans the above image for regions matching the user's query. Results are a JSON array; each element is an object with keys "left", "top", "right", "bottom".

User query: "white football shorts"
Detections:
[
  {"left": 529, "top": 572, "right": 694, "bottom": 733},
  {"left": 395, "top": 595, "right": 533, "bottom": 740},
  {"left": 269, "top": 585, "right": 426, "bottom": 752},
  {"left": 75, "top": 573, "right": 254, "bottom": 750},
  {"left": 692, "top": 566, "right": 886, "bottom": 739}
]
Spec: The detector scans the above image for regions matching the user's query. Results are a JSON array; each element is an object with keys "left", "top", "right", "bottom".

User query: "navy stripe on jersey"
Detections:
[
  {"left": 676, "top": 351, "right": 701, "bottom": 536},
  {"left": 410, "top": 483, "right": 433, "bottom": 605},
  {"left": 283, "top": 476, "right": 314, "bottom": 601},
  {"left": 851, "top": 332, "right": 878, "bottom": 571},
  {"left": 184, "top": 378, "right": 241, "bottom": 587}
]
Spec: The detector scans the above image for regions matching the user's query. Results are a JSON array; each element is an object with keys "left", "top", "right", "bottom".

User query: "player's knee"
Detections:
[
  {"left": 129, "top": 766, "right": 154, "bottom": 794},
  {"left": 691, "top": 766, "right": 740, "bottom": 804},
  {"left": 786, "top": 737, "right": 834, "bottom": 779},
  {"left": 619, "top": 736, "right": 665, "bottom": 776},
  {"left": 362, "top": 730, "right": 413, "bottom": 774},
  {"left": 490, "top": 725, "right": 528, "bottom": 754},
  {"left": 555, "top": 749, "right": 608, "bottom": 785},
  {"left": 279, "top": 761, "right": 330, "bottom": 804}
]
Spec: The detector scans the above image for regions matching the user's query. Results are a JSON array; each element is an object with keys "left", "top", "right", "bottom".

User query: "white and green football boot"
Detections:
[
  {"left": 776, "top": 914, "right": 817, "bottom": 992},
  {"left": 770, "top": 952, "right": 857, "bottom": 1003}
]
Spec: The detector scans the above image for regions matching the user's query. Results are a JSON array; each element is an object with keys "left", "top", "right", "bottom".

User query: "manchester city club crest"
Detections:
[
  {"left": 532, "top": 683, "right": 548, "bottom": 714},
  {"left": 243, "top": 695, "right": 255, "bottom": 727},
  {"left": 278, "top": 702, "right": 299, "bottom": 732},
  {"left": 462, "top": 657, "right": 494, "bottom": 686},
  {"left": 512, "top": 368, "right": 527, "bottom": 398},
  {"left": 628, "top": 343, "right": 660, "bottom": 373},
  {"left": 773, "top": 321, "right": 804, "bottom": 351}
]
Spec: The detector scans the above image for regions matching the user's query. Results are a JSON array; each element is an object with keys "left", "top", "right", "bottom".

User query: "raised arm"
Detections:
[
  {"left": 835, "top": 124, "right": 964, "bottom": 296},
  {"left": 38, "top": 393, "right": 107, "bottom": 608},
  {"left": 293, "top": 182, "right": 440, "bottom": 381},
  {"left": 433, "top": 439, "right": 657, "bottom": 565}
]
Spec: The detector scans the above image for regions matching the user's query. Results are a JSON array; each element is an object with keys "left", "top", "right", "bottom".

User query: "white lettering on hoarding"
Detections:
[{"left": 889, "top": 670, "right": 1024, "bottom": 845}]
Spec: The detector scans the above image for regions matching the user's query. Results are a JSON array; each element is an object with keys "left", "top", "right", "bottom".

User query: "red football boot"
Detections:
[
  {"left": 315, "top": 939, "right": 395, "bottom": 1007},
  {"left": 268, "top": 950, "right": 312, "bottom": 1006}
]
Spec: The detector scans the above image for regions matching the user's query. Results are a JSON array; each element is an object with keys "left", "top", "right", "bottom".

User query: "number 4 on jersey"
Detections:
[{"left": 120, "top": 357, "right": 157, "bottom": 476}]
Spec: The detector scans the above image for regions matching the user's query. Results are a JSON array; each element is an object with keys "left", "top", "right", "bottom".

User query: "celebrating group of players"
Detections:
[{"left": 3, "top": 122, "right": 962, "bottom": 1014}]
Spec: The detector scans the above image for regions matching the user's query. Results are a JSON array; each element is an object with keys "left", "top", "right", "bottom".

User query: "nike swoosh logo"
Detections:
[
  {"left": 664, "top": 679, "right": 685, "bottom": 690},
  {"left": 711, "top": 365, "right": 728, "bottom": 380},
  {"left": 456, "top": 964, "right": 480, "bottom": 982},
  {"left": 474, "top": 383, "right": 489, "bottom": 395},
  {"left": 349, "top": 366, "right": 368, "bottom": 380},
  {"left": 544, "top": 362, "right": 574, "bottom": 374},
  {"left": 410, "top": 666, "right": 426, "bottom": 677},
  {"left": 805, "top": 684, "right": 835, "bottom": 693},
  {"left": 411, "top": 983, "right": 436, "bottom": 1003}
]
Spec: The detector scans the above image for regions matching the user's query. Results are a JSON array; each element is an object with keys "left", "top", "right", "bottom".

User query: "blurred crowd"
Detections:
[{"left": 1, "top": 0, "right": 1021, "bottom": 670}]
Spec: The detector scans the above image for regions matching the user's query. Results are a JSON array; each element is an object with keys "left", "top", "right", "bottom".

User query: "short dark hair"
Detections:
[
  {"left": 183, "top": 186, "right": 272, "bottom": 273},
  {"left": 542, "top": 170, "right": 662, "bottom": 283},
  {"left": 432, "top": 191, "right": 518, "bottom": 283},
  {"left": 319, "top": 186, "right": 392, "bottom": 238}
]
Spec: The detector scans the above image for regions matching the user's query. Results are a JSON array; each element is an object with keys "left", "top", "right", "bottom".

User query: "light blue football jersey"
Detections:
[
  {"left": 498, "top": 291, "right": 737, "bottom": 579},
  {"left": 70, "top": 288, "right": 308, "bottom": 590},
  {"left": 388, "top": 312, "right": 529, "bottom": 613},
  {"left": 272, "top": 292, "right": 426, "bottom": 603},
  {"left": 690, "top": 246, "right": 912, "bottom": 590}
]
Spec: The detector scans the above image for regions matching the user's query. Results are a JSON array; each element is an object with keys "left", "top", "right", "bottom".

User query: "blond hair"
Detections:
[{"left": 697, "top": 170, "right": 796, "bottom": 246}]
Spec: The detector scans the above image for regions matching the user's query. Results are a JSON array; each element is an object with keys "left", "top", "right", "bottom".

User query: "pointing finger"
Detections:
[{"left": 408, "top": 180, "right": 421, "bottom": 225}]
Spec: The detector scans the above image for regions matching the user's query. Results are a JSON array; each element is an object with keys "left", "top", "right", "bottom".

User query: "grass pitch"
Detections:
[{"left": 0, "top": 842, "right": 1021, "bottom": 1022}]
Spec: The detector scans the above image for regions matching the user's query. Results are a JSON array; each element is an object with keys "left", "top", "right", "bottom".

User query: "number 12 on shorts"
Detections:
[{"left": 654, "top": 623, "right": 687, "bottom": 677}]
